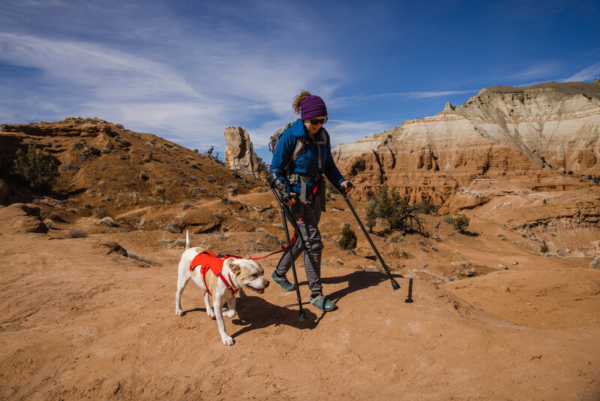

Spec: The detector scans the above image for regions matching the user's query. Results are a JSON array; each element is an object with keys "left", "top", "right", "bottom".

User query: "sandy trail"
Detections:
[{"left": 1, "top": 231, "right": 599, "bottom": 400}]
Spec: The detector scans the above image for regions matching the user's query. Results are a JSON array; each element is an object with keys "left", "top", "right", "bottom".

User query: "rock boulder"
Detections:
[
  {"left": 0, "top": 203, "right": 48, "bottom": 234},
  {"left": 224, "top": 126, "right": 262, "bottom": 179}
]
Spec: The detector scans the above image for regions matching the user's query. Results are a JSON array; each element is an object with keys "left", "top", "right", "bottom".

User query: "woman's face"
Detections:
[{"left": 304, "top": 116, "right": 327, "bottom": 136}]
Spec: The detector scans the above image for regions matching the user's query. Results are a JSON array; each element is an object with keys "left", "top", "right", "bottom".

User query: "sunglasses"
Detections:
[{"left": 308, "top": 117, "right": 328, "bottom": 125}]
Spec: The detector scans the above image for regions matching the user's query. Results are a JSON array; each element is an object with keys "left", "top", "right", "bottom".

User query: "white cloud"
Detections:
[
  {"left": 563, "top": 61, "right": 600, "bottom": 82},
  {"left": 327, "top": 120, "right": 389, "bottom": 147},
  {"left": 0, "top": 32, "right": 202, "bottom": 100}
]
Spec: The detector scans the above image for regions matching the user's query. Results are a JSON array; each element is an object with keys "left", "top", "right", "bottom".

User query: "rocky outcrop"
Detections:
[
  {"left": 333, "top": 81, "right": 600, "bottom": 203},
  {"left": 0, "top": 203, "right": 48, "bottom": 234},
  {"left": 0, "top": 118, "right": 261, "bottom": 219},
  {"left": 224, "top": 126, "right": 262, "bottom": 179}
]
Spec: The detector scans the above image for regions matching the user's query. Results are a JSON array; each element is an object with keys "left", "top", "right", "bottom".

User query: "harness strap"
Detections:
[{"left": 190, "top": 250, "right": 238, "bottom": 295}]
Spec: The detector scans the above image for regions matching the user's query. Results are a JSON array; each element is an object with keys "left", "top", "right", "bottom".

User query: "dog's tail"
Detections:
[{"left": 185, "top": 229, "right": 191, "bottom": 250}]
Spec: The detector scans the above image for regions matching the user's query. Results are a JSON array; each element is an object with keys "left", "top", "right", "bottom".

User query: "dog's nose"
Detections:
[{"left": 264, "top": 280, "right": 270, "bottom": 287}]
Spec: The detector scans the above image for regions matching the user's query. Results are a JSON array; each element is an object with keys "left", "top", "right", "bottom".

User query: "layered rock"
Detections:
[
  {"left": 332, "top": 80, "right": 600, "bottom": 204},
  {"left": 223, "top": 126, "right": 262, "bottom": 179}
]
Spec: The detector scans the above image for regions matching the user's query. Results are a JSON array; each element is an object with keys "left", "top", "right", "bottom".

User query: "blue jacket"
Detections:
[{"left": 270, "top": 119, "right": 345, "bottom": 196}]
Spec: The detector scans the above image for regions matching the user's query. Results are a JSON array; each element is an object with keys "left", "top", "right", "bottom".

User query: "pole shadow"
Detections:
[{"left": 298, "top": 270, "right": 403, "bottom": 304}]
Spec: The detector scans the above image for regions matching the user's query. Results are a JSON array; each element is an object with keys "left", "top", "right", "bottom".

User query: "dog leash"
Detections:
[{"left": 225, "top": 178, "right": 322, "bottom": 261}]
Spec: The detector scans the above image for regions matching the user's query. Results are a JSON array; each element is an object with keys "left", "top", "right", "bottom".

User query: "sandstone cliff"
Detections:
[{"left": 332, "top": 80, "right": 600, "bottom": 204}]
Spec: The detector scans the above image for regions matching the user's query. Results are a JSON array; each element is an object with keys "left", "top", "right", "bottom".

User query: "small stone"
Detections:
[
  {"left": 512, "top": 261, "right": 518, "bottom": 265},
  {"left": 499, "top": 264, "right": 508, "bottom": 269}
]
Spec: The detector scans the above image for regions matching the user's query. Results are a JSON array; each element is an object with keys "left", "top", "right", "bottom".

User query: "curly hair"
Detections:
[{"left": 292, "top": 91, "right": 311, "bottom": 115}]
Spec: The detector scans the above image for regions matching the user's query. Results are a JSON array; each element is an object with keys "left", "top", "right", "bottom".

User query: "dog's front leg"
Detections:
[
  {"left": 204, "top": 292, "right": 215, "bottom": 318},
  {"left": 224, "top": 296, "right": 236, "bottom": 318},
  {"left": 213, "top": 295, "right": 234, "bottom": 346}
]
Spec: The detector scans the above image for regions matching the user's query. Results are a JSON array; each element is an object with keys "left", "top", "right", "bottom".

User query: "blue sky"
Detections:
[{"left": 1, "top": 0, "right": 599, "bottom": 163}]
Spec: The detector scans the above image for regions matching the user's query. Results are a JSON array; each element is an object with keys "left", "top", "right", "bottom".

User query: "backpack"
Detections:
[{"left": 268, "top": 119, "right": 328, "bottom": 171}]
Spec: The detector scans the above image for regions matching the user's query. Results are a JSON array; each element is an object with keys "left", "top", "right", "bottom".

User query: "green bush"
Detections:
[
  {"left": 365, "top": 184, "right": 419, "bottom": 233},
  {"left": 338, "top": 225, "right": 357, "bottom": 250},
  {"left": 453, "top": 214, "right": 470, "bottom": 233},
  {"left": 418, "top": 199, "right": 436, "bottom": 215},
  {"left": 13, "top": 143, "right": 59, "bottom": 190},
  {"left": 540, "top": 241, "right": 549, "bottom": 253}
]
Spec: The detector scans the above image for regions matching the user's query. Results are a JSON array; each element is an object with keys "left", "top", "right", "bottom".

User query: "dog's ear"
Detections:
[{"left": 226, "top": 258, "right": 241, "bottom": 275}]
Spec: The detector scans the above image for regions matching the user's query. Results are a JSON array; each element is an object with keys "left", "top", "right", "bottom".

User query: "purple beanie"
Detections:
[{"left": 300, "top": 95, "right": 328, "bottom": 120}]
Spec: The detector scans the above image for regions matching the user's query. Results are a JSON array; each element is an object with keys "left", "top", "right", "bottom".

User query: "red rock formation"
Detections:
[{"left": 333, "top": 81, "right": 600, "bottom": 204}]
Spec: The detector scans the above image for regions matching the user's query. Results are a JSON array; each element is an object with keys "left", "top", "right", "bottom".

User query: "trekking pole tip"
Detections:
[
  {"left": 299, "top": 308, "right": 307, "bottom": 321},
  {"left": 391, "top": 278, "right": 400, "bottom": 291}
]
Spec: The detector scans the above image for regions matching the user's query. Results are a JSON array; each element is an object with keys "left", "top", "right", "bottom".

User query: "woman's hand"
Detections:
[
  {"left": 284, "top": 193, "right": 297, "bottom": 206},
  {"left": 341, "top": 181, "right": 354, "bottom": 193}
]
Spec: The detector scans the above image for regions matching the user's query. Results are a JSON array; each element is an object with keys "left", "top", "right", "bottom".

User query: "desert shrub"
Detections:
[
  {"left": 226, "top": 182, "right": 238, "bottom": 194},
  {"left": 99, "top": 217, "right": 116, "bottom": 227},
  {"left": 182, "top": 203, "right": 191, "bottom": 210},
  {"left": 207, "top": 175, "right": 216, "bottom": 183},
  {"left": 101, "top": 143, "right": 114, "bottom": 154},
  {"left": 44, "top": 219, "right": 54, "bottom": 229},
  {"left": 115, "top": 123, "right": 125, "bottom": 129},
  {"left": 540, "top": 241, "right": 549, "bottom": 253},
  {"left": 442, "top": 215, "right": 454, "bottom": 225},
  {"left": 418, "top": 200, "right": 436, "bottom": 215},
  {"left": 221, "top": 196, "right": 230, "bottom": 205},
  {"left": 93, "top": 208, "right": 105, "bottom": 218},
  {"left": 13, "top": 143, "right": 59, "bottom": 190},
  {"left": 591, "top": 258, "right": 600, "bottom": 269},
  {"left": 49, "top": 212, "right": 62, "bottom": 221},
  {"left": 338, "top": 225, "right": 357, "bottom": 250},
  {"left": 60, "top": 163, "right": 79, "bottom": 171},
  {"left": 154, "top": 186, "right": 166, "bottom": 195},
  {"left": 173, "top": 238, "right": 187, "bottom": 248},
  {"left": 453, "top": 214, "right": 470, "bottom": 233},
  {"left": 364, "top": 184, "right": 421, "bottom": 233},
  {"left": 68, "top": 228, "right": 87, "bottom": 238},
  {"left": 249, "top": 211, "right": 260, "bottom": 222},
  {"left": 166, "top": 220, "right": 181, "bottom": 233}
]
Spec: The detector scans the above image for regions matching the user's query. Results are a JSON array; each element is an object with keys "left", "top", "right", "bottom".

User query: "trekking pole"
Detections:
[
  {"left": 331, "top": 180, "right": 402, "bottom": 291},
  {"left": 270, "top": 187, "right": 307, "bottom": 321}
]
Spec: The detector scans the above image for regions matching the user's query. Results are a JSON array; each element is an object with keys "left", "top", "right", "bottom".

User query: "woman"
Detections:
[{"left": 269, "top": 91, "right": 353, "bottom": 311}]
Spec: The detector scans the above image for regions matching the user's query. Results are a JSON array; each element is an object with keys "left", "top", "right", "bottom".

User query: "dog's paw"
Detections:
[
  {"left": 221, "top": 335, "right": 235, "bottom": 346},
  {"left": 206, "top": 309, "right": 215, "bottom": 318},
  {"left": 223, "top": 310, "right": 236, "bottom": 318},
  {"left": 176, "top": 308, "right": 183, "bottom": 316}
]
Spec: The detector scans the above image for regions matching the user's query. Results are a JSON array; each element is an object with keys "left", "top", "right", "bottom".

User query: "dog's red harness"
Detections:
[{"left": 189, "top": 250, "right": 238, "bottom": 296}]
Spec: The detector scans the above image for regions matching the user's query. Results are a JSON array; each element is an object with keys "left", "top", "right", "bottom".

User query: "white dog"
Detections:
[{"left": 175, "top": 231, "right": 270, "bottom": 345}]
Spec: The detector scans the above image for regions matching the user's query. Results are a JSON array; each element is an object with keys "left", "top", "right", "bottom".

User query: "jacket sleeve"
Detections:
[
  {"left": 323, "top": 131, "right": 346, "bottom": 187},
  {"left": 269, "top": 129, "right": 296, "bottom": 184}
]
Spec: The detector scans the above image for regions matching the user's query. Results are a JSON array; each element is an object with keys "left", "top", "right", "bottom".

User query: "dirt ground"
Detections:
[{"left": 1, "top": 220, "right": 599, "bottom": 400}]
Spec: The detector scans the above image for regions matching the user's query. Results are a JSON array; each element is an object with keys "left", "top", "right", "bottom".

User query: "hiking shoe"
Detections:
[
  {"left": 271, "top": 271, "right": 295, "bottom": 292},
  {"left": 310, "top": 294, "right": 337, "bottom": 311}
]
